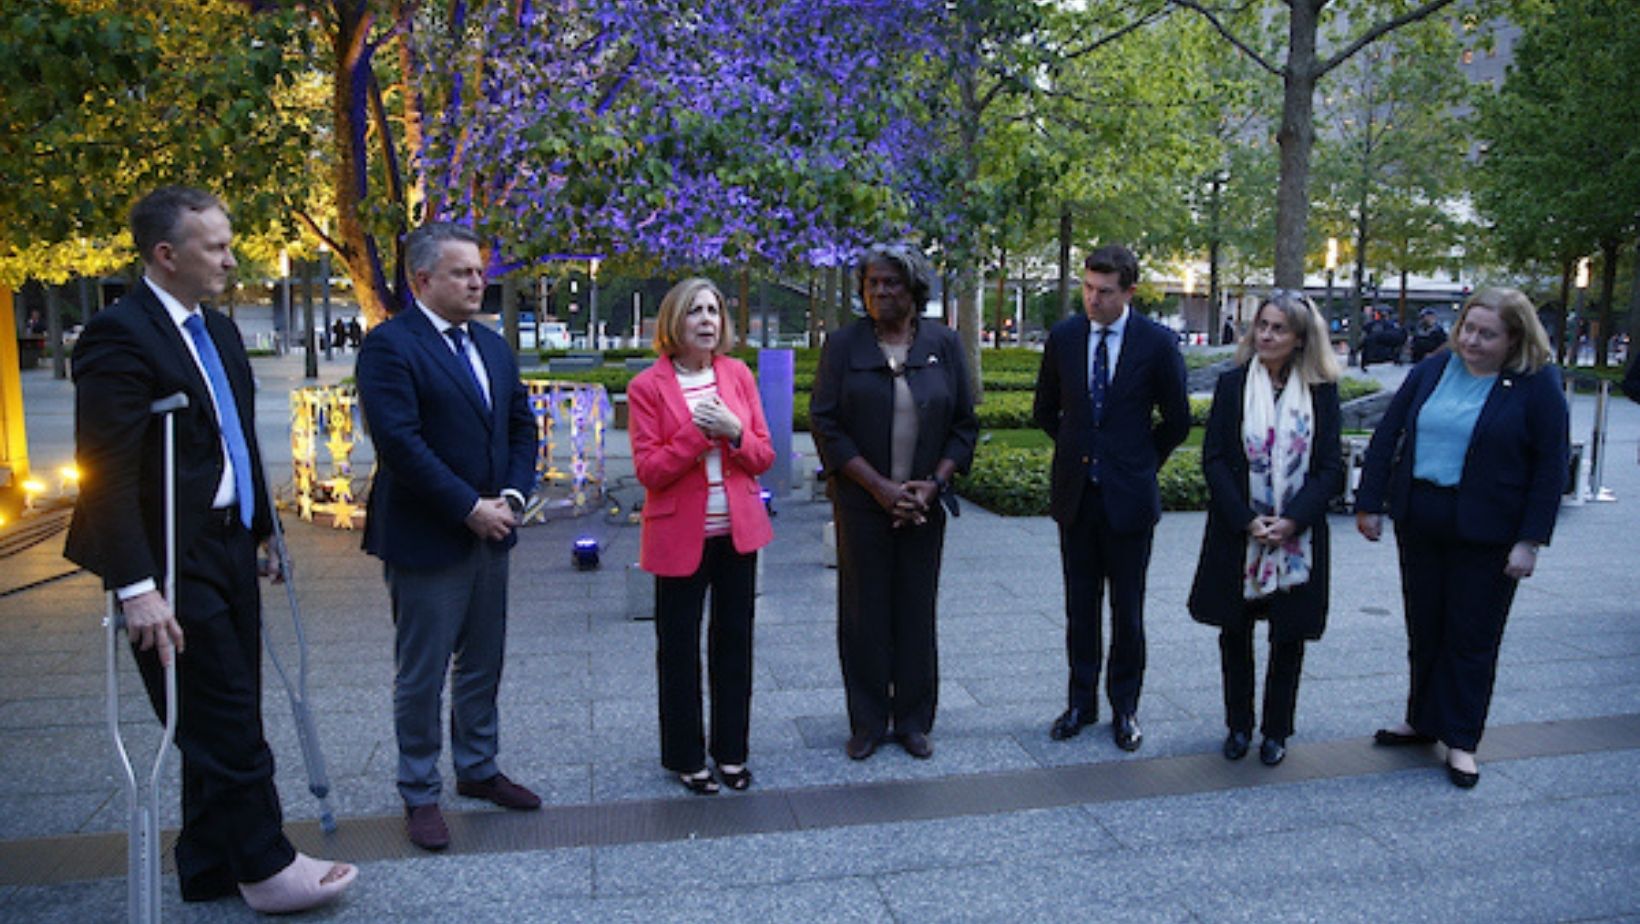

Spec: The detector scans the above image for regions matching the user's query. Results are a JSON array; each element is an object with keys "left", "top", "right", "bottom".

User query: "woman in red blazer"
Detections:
[{"left": 629, "top": 277, "right": 774, "bottom": 795}]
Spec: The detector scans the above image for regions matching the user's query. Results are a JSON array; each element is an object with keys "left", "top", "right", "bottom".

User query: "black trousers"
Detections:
[
  {"left": 1395, "top": 482, "right": 1518, "bottom": 751},
  {"left": 654, "top": 536, "right": 757, "bottom": 772},
  {"left": 132, "top": 514, "right": 295, "bottom": 898},
  {"left": 834, "top": 503, "right": 945, "bottom": 738},
  {"left": 1220, "top": 614, "right": 1306, "bottom": 740},
  {"left": 1059, "top": 485, "right": 1152, "bottom": 718}
]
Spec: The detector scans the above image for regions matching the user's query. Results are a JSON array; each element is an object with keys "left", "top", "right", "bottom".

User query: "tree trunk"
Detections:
[
  {"left": 1349, "top": 205, "right": 1369, "bottom": 366},
  {"left": 1398, "top": 266, "right": 1409, "bottom": 326},
  {"left": 1272, "top": 3, "right": 1321, "bottom": 287},
  {"left": 46, "top": 284, "right": 66, "bottom": 380},
  {"left": 738, "top": 269, "right": 752, "bottom": 350},
  {"left": 501, "top": 274, "right": 520, "bottom": 353},
  {"left": 332, "top": 2, "right": 397, "bottom": 326},
  {"left": 1557, "top": 258, "right": 1572, "bottom": 365},
  {"left": 956, "top": 267, "right": 982, "bottom": 403},
  {"left": 1596, "top": 237, "right": 1620, "bottom": 367},
  {"left": 1628, "top": 231, "right": 1640, "bottom": 344}
]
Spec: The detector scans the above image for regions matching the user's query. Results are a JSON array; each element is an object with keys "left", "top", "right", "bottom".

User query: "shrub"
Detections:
[
  {"left": 522, "top": 367, "right": 636, "bottom": 394},
  {"left": 957, "top": 446, "right": 1051, "bottom": 516},
  {"left": 955, "top": 440, "right": 1210, "bottom": 516},
  {"left": 974, "top": 391, "right": 1036, "bottom": 428},
  {"left": 1338, "top": 376, "right": 1384, "bottom": 402}
]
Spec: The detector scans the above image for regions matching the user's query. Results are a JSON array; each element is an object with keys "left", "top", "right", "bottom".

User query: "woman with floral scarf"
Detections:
[{"left": 1189, "top": 291, "right": 1344, "bottom": 766}]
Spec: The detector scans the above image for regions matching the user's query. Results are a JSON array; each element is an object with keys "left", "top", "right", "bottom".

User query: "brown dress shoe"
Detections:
[
  {"left": 405, "top": 804, "right": 450, "bottom": 851},
  {"left": 456, "top": 772, "right": 542, "bottom": 810}
]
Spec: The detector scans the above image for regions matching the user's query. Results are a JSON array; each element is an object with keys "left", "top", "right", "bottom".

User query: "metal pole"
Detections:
[
  {"left": 302, "top": 260, "right": 318, "bottom": 379},
  {"left": 1590, "top": 379, "right": 1615, "bottom": 501},
  {"left": 320, "top": 251, "right": 333, "bottom": 361}
]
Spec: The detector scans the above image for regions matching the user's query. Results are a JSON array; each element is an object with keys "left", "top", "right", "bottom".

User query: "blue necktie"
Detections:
[
  {"left": 182, "top": 313, "right": 255, "bottom": 529},
  {"left": 444, "top": 327, "right": 489, "bottom": 408},
  {"left": 1090, "top": 326, "right": 1110, "bottom": 425}
]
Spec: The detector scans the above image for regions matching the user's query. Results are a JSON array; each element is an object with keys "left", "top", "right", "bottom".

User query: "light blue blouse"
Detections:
[{"left": 1413, "top": 354, "right": 1496, "bottom": 486}]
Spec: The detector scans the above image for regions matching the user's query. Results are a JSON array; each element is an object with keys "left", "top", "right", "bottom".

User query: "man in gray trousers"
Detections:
[{"left": 356, "top": 222, "right": 541, "bottom": 850}]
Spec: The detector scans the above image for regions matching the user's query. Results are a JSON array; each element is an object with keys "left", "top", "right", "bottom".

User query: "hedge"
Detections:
[{"left": 957, "top": 443, "right": 1208, "bottom": 516}]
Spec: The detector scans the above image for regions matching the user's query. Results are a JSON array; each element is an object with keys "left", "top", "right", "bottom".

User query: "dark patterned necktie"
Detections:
[
  {"left": 1090, "top": 326, "right": 1111, "bottom": 425},
  {"left": 444, "top": 327, "right": 489, "bottom": 408}
]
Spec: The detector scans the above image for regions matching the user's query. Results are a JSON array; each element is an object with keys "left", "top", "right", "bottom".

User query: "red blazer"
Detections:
[{"left": 629, "top": 354, "right": 775, "bottom": 577}]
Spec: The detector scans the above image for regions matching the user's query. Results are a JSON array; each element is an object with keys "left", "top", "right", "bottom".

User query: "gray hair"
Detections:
[
  {"left": 857, "top": 242, "right": 934, "bottom": 307},
  {"left": 404, "top": 221, "right": 482, "bottom": 276}
]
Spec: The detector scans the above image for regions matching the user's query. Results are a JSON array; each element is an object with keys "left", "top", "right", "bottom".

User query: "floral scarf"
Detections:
[{"left": 1241, "top": 361, "right": 1315, "bottom": 599}]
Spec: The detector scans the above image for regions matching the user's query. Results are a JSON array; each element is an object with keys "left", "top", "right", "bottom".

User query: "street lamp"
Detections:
[
  {"left": 588, "top": 258, "right": 601, "bottom": 351},
  {"left": 277, "top": 249, "right": 292, "bottom": 356},
  {"left": 632, "top": 291, "right": 642, "bottom": 346},
  {"left": 1572, "top": 256, "right": 1591, "bottom": 365},
  {"left": 319, "top": 238, "right": 334, "bottom": 361},
  {"left": 1325, "top": 237, "right": 1338, "bottom": 339}
]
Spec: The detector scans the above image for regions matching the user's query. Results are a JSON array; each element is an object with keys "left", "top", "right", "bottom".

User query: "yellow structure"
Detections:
[{"left": 0, "top": 285, "right": 30, "bottom": 516}]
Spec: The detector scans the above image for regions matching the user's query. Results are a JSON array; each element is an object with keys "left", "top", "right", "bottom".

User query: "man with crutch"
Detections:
[{"left": 65, "top": 186, "right": 356, "bottom": 914}]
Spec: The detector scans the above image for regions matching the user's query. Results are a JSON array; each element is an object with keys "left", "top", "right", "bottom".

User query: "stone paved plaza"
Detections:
[{"left": 2, "top": 352, "right": 1637, "bottom": 922}]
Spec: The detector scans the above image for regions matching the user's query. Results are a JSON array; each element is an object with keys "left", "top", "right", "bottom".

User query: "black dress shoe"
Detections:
[
  {"left": 1113, "top": 714, "right": 1142, "bottom": 752},
  {"left": 899, "top": 731, "right": 933, "bottom": 759},
  {"left": 1373, "top": 727, "right": 1436, "bottom": 746},
  {"left": 845, "top": 732, "right": 881, "bottom": 761},
  {"left": 1259, "top": 737, "right": 1286, "bottom": 766},
  {"left": 1050, "top": 707, "right": 1095, "bottom": 741},
  {"left": 1446, "top": 761, "right": 1480, "bottom": 789},
  {"left": 1222, "top": 730, "right": 1251, "bottom": 761}
]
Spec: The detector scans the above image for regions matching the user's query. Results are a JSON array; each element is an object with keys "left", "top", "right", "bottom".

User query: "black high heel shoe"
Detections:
[
  {"left": 716, "top": 764, "right": 752, "bottom": 791},
  {"left": 1446, "top": 758, "right": 1479, "bottom": 789},
  {"left": 678, "top": 769, "right": 720, "bottom": 795}
]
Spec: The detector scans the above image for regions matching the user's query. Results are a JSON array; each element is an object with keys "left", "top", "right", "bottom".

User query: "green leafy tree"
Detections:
[{"left": 1474, "top": 0, "right": 1640, "bottom": 366}]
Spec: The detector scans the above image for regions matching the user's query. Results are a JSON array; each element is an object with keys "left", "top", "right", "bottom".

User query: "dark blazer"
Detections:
[
  {"left": 356, "top": 306, "right": 537, "bottom": 569},
  {"left": 1623, "top": 352, "right": 1640, "bottom": 404},
  {"left": 65, "top": 281, "right": 272, "bottom": 589},
  {"left": 1033, "top": 310, "right": 1190, "bottom": 531},
  {"left": 1188, "top": 366, "right": 1343, "bottom": 641},
  {"left": 1356, "top": 353, "right": 1568, "bottom": 547},
  {"left": 809, "top": 317, "right": 978, "bottom": 512}
]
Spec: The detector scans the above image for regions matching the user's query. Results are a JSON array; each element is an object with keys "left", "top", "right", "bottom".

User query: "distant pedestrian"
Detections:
[
  {"left": 1409, "top": 308, "right": 1447, "bottom": 363},
  {"left": 1356, "top": 288, "right": 1569, "bottom": 788},
  {"left": 332, "top": 318, "right": 349, "bottom": 354},
  {"left": 1190, "top": 291, "right": 1343, "bottom": 768},
  {"left": 347, "top": 317, "right": 363, "bottom": 350}
]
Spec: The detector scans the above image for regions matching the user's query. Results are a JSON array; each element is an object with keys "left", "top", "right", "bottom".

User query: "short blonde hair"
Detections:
[
  {"left": 1450, "top": 287, "right": 1552, "bottom": 375},
  {"left": 653, "top": 277, "right": 735, "bottom": 357},
  {"left": 1235, "top": 290, "right": 1342, "bottom": 385}
]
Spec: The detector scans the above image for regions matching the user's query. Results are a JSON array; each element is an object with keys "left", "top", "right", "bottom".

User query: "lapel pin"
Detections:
[{"left": 929, "top": 355, "right": 939, "bottom": 365}]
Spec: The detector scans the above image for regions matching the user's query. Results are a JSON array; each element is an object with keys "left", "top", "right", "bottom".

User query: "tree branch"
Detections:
[
  {"left": 294, "top": 210, "right": 344, "bottom": 256},
  {"left": 1058, "top": 6, "right": 1172, "bottom": 62},
  {"left": 1169, "top": 0, "right": 1281, "bottom": 76},
  {"left": 1317, "top": 0, "right": 1460, "bottom": 78}
]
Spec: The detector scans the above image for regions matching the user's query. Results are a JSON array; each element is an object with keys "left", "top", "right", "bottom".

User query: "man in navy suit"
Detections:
[
  {"left": 1033, "top": 245, "right": 1190, "bottom": 751},
  {"left": 356, "top": 222, "right": 541, "bottom": 851},
  {"left": 66, "top": 187, "right": 354, "bottom": 913}
]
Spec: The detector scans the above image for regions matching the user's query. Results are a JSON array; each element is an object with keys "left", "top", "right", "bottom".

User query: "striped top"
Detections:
[{"left": 675, "top": 365, "right": 731, "bottom": 537}]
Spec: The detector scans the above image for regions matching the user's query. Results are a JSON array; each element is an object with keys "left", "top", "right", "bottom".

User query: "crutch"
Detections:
[
  {"left": 105, "top": 392, "right": 187, "bottom": 924},
  {"left": 259, "top": 478, "right": 338, "bottom": 833}
]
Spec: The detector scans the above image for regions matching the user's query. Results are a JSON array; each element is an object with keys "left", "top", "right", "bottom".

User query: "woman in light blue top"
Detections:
[{"left": 1355, "top": 289, "right": 1569, "bottom": 788}]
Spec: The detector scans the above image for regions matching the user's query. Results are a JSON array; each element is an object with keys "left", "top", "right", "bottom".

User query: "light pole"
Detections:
[
  {"left": 277, "top": 249, "right": 292, "bottom": 356},
  {"left": 319, "top": 241, "right": 333, "bottom": 361},
  {"left": 1572, "top": 256, "right": 1591, "bottom": 365},
  {"left": 588, "top": 257, "right": 601, "bottom": 350},
  {"left": 302, "top": 255, "right": 318, "bottom": 379},
  {"left": 1325, "top": 236, "right": 1338, "bottom": 347},
  {"left": 1207, "top": 168, "right": 1227, "bottom": 345},
  {"left": 632, "top": 291, "right": 641, "bottom": 346}
]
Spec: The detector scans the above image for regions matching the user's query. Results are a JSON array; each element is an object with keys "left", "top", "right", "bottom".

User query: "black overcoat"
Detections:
[{"left": 1187, "top": 365, "right": 1343, "bottom": 642}]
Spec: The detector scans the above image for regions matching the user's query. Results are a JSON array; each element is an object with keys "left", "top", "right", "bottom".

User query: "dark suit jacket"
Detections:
[
  {"left": 65, "top": 281, "right": 272, "bottom": 589},
  {"left": 809, "top": 318, "right": 978, "bottom": 513},
  {"left": 1033, "top": 311, "right": 1190, "bottom": 531},
  {"left": 356, "top": 306, "right": 537, "bottom": 569},
  {"left": 1188, "top": 366, "right": 1343, "bottom": 641},
  {"left": 1356, "top": 353, "right": 1568, "bottom": 547}
]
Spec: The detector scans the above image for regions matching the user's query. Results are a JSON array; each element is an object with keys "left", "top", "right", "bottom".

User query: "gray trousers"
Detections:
[{"left": 387, "top": 540, "right": 510, "bottom": 806}]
